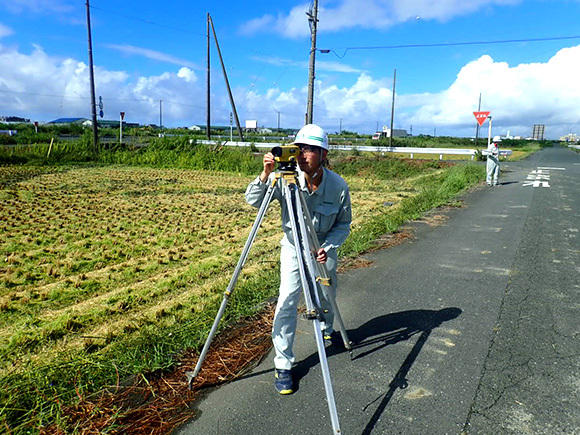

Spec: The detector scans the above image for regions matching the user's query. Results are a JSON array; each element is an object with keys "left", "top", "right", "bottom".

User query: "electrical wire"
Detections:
[
  {"left": 319, "top": 35, "right": 580, "bottom": 58},
  {"left": 89, "top": 5, "right": 205, "bottom": 37}
]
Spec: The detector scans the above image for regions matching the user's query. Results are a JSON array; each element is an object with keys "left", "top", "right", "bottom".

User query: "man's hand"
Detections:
[
  {"left": 260, "top": 152, "right": 275, "bottom": 182},
  {"left": 315, "top": 248, "right": 327, "bottom": 264}
]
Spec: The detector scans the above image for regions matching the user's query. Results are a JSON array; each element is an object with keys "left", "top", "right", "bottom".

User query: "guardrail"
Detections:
[{"left": 197, "top": 140, "right": 514, "bottom": 161}]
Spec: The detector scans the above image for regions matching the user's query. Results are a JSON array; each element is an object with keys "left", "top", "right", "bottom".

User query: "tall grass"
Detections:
[
  {"left": 339, "top": 163, "right": 484, "bottom": 258},
  {"left": 100, "top": 137, "right": 262, "bottom": 174},
  {"left": 0, "top": 136, "right": 263, "bottom": 175}
]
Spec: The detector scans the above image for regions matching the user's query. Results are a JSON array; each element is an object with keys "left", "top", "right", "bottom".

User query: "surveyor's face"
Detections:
[{"left": 298, "top": 145, "right": 325, "bottom": 174}]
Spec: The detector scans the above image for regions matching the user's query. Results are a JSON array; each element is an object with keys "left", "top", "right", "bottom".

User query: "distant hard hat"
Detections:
[
  {"left": 293, "top": 124, "right": 329, "bottom": 151},
  {"left": 493, "top": 135, "right": 502, "bottom": 142}
]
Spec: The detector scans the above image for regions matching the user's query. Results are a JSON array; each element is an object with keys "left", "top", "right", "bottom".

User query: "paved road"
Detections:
[{"left": 176, "top": 145, "right": 580, "bottom": 435}]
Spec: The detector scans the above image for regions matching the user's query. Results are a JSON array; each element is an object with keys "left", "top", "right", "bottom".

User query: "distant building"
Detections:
[
  {"left": 245, "top": 120, "right": 258, "bottom": 130},
  {"left": 532, "top": 124, "right": 545, "bottom": 140},
  {"left": 560, "top": 133, "right": 578, "bottom": 142},
  {"left": 258, "top": 127, "right": 273, "bottom": 134},
  {"left": 189, "top": 125, "right": 202, "bottom": 131},
  {"left": 48, "top": 117, "right": 89, "bottom": 125},
  {"left": 0, "top": 116, "right": 30, "bottom": 123}
]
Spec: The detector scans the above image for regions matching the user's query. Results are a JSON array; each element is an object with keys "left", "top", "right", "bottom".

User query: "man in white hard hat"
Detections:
[
  {"left": 486, "top": 135, "right": 501, "bottom": 186},
  {"left": 245, "top": 124, "right": 352, "bottom": 395}
]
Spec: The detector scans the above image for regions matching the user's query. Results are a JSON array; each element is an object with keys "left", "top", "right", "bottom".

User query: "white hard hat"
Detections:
[
  {"left": 292, "top": 124, "right": 329, "bottom": 151},
  {"left": 492, "top": 135, "right": 502, "bottom": 142}
]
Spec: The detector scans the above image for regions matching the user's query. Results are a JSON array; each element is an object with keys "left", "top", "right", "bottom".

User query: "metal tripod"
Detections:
[{"left": 186, "top": 166, "right": 352, "bottom": 434}]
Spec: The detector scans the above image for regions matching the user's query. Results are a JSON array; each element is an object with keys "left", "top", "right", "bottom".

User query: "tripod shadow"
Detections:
[
  {"left": 355, "top": 307, "right": 461, "bottom": 435},
  {"left": 293, "top": 307, "right": 461, "bottom": 420}
]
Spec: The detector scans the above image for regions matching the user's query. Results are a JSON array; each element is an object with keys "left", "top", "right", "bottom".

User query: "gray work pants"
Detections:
[
  {"left": 486, "top": 156, "right": 500, "bottom": 185},
  {"left": 272, "top": 243, "right": 338, "bottom": 370}
]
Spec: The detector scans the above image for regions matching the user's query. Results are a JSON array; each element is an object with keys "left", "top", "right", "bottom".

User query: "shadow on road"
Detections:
[
  {"left": 349, "top": 307, "right": 462, "bottom": 360},
  {"left": 292, "top": 308, "right": 461, "bottom": 395},
  {"left": 349, "top": 307, "right": 462, "bottom": 435}
]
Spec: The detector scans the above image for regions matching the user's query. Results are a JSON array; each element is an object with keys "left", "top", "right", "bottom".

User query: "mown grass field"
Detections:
[{"left": 0, "top": 145, "right": 491, "bottom": 433}]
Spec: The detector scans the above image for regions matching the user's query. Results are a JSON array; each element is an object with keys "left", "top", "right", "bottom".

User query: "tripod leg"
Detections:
[
  {"left": 283, "top": 181, "right": 342, "bottom": 434},
  {"left": 295, "top": 187, "right": 352, "bottom": 352},
  {"left": 313, "top": 323, "right": 342, "bottom": 434},
  {"left": 186, "top": 182, "right": 277, "bottom": 387}
]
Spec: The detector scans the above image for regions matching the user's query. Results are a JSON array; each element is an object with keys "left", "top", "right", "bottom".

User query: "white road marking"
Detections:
[{"left": 523, "top": 180, "right": 550, "bottom": 187}]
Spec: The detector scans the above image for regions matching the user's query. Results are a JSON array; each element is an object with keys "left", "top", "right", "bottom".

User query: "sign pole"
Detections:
[
  {"left": 487, "top": 116, "right": 493, "bottom": 147},
  {"left": 120, "top": 112, "right": 125, "bottom": 144}
]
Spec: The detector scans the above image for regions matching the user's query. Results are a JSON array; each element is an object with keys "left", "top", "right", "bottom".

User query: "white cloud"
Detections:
[
  {"left": 104, "top": 44, "right": 202, "bottom": 70},
  {"left": 399, "top": 46, "right": 580, "bottom": 137},
  {"left": 250, "top": 54, "right": 366, "bottom": 74},
  {"left": 1, "top": 0, "right": 74, "bottom": 14},
  {"left": 240, "top": 0, "right": 522, "bottom": 38},
  {"left": 388, "top": 0, "right": 520, "bottom": 22},
  {"left": 240, "top": 3, "right": 311, "bottom": 38},
  {"left": 240, "top": 44, "right": 580, "bottom": 138},
  {"left": 0, "top": 44, "right": 202, "bottom": 125},
  {"left": 2, "top": 39, "right": 580, "bottom": 138},
  {"left": 0, "top": 23, "right": 13, "bottom": 38}
]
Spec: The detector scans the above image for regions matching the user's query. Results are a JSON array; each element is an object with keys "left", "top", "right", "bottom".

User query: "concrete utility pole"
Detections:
[
  {"left": 306, "top": 0, "right": 319, "bottom": 125},
  {"left": 206, "top": 14, "right": 211, "bottom": 139},
  {"left": 208, "top": 14, "right": 244, "bottom": 141},
  {"left": 159, "top": 100, "right": 163, "bottom": 129},
  {"left": 475, "top": 93, "right": 482, "bottom": 147},
  {"left": 389, "top": 68, "right": 396, "bottom": 147},
  {"left": 85, "top": 0, "right": 98, "bottom": 148}
]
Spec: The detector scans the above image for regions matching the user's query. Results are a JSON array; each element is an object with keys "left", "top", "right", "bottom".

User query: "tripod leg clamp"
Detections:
[{"left": 303, "top": 308, "right": 326, "bottom": 322}]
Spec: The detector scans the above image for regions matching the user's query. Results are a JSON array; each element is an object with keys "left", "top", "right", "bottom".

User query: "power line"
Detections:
[
  {"left": 319, "top": 35, "right": 580, "bottom": 58},
  {"left": 89, "top": 5, "right": 205, "bottom": 37},
  {"left": 0, "top": 89, "right": 206, "bottom": 109},
  {"left": 0, "top": 89, "right": 86, "bottom": 99}
]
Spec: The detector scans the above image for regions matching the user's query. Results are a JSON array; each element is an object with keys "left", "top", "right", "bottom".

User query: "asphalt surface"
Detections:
[{"left": 176, "top": 145, "right": 580, "bottom": 435}]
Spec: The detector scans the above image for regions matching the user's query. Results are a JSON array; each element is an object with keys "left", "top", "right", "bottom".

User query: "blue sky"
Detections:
[{"left": 1, "top": 0, "right": 580, "bottom": 139}]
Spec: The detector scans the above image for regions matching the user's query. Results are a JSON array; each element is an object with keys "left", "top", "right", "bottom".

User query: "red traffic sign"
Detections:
[
  {"left": 473, "top": 111, "right": 490, "bottom": 126},
  {"left": 120, "top": 112, "right": 125, "bottom": 120}
]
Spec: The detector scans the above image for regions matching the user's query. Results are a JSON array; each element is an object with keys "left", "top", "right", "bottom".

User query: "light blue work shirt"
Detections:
[{"left": 245, "top": 167, "right": 352, "bottom": 252}]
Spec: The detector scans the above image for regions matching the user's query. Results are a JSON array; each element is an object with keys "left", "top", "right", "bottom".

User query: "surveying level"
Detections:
[
  {"left": 186, "top": 158, "right": 352, "bottom": 434},
  {"left": 271, "top": 144, "right": 300, "bottom": 171}
]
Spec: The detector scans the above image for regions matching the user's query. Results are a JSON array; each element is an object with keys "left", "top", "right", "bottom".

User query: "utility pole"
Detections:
[
  {"left": 208, "top": 14, "right": 244, "bottom": 141},
  {"left": 389, "top": 68, "right": 396, "bottom": 147},
  {"left": 475, "top": 93, "right": 482, "bottom": 147},
  {"left": 339, "top": 118, "right": 342, "bottom": 134},
  {"left": 85, "top": 0, "right": 98, "bottom": 149},
  {"left": 206, "top": 14, "right": 211, "bottom": 139},
  {"left": 305, "top": 0, "right": 319, "bottom": 125},
  {"left": 159, "top": 100, "right": 163, "bottom": 129},
  {"left": 277, "top": 111, "right": 281, "bottom": 131}
]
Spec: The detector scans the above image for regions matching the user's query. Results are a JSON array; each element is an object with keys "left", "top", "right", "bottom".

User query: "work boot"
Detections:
[
  {"left": 323, "top": 331, "right": 344, "bottom": 348},
  {"left": 274, "top": 369, "right": 293, "bottom": 395}
]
